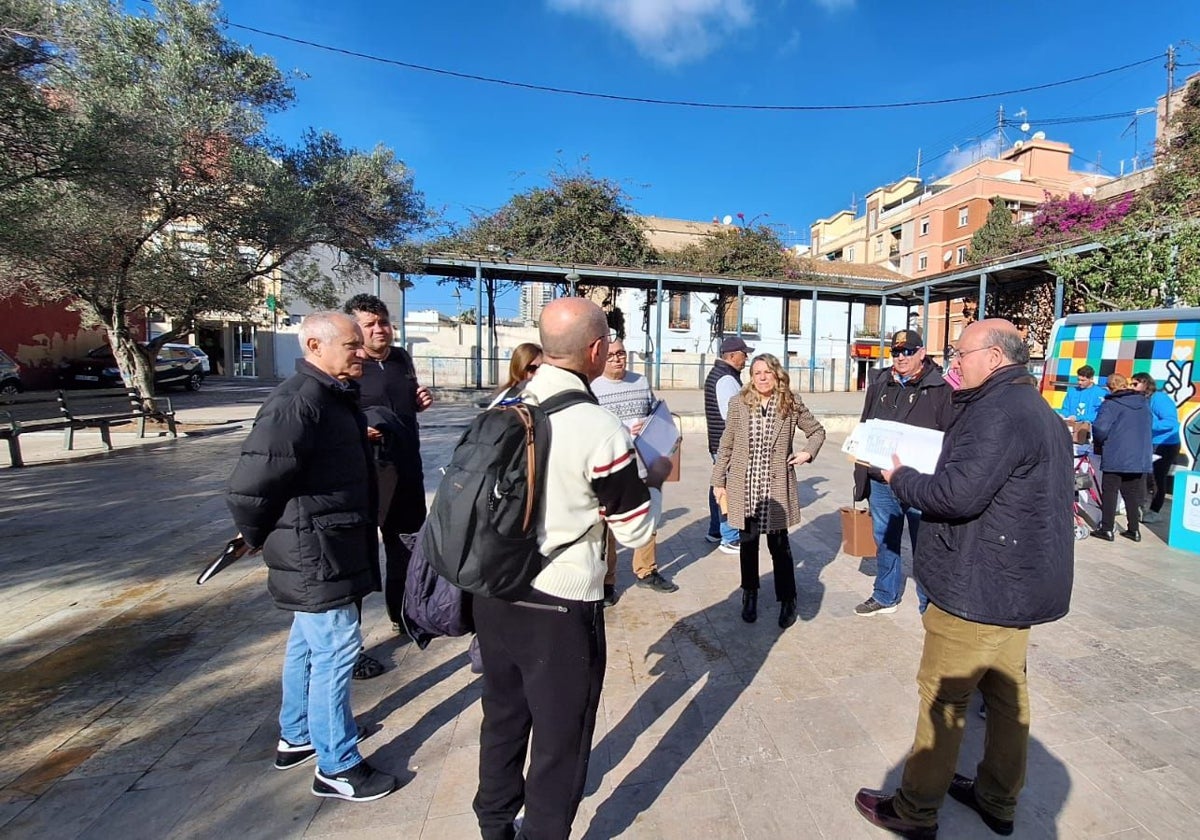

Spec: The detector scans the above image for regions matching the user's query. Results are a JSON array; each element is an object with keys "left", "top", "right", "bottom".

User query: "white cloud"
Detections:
[
  {"left": 937, "top": 137, "right": 1006, "bottom": 176},
  {"left": 777, "top": 28, "right": 801, "bottom": 57},
  {"left": 811, "top": 0, "right": 855, "bottom": 10},
  {"left": 548, "top": 0, "right": 754, "bottom": 66}
]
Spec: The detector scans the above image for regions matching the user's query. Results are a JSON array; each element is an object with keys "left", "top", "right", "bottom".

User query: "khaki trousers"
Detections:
[
  {"left": 895, "top": 602, "right": 1031, "bottom": 826},
  {"left": 605, "top": 530, "right": 658, "bottom": 586}
]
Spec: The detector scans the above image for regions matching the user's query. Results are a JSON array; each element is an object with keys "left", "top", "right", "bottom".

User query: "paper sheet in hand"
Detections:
[
  {"left": 633, "top": 400, "right": 679, "bottom": 465},
  {"left": 842, "top": 419, "right": 945, "bottom": 475}
]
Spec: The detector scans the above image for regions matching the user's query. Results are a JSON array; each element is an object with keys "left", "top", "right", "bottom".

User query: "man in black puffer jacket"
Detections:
[
  {"left": 227, "top": 312, "right": 398, "bottom": 804},
  {"left": 855, "top": 319, "right": 1074, "bottom": 840}
]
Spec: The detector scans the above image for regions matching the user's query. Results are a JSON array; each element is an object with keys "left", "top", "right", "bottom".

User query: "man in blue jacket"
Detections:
[
  {"left": 854, "top": 319, "right": 1074, "bottom": 839},
  {"left": 227, "top": 312, "right": 398, "bottom": 804}
]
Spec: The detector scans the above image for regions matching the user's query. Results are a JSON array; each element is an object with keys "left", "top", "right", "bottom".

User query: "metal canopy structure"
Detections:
[{"left": 414, "top": 243, "right": 1100, "bottom": 389}]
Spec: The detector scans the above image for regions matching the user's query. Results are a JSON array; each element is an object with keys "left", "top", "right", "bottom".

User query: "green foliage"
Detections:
[
  {"left": 0, "top": 0, "right": 427, "bottom": 397},
  {"left": 966, "top": 197, "right": 1017, "bottom": 263},
  {"left": 666, "top": 224, "right": 787, "bottom": 277}
]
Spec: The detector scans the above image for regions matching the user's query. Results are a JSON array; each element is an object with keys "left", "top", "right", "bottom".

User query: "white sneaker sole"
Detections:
[
  {"left": 717, "top": 544, "right": 740, "bottom": 555},
  {"left": 855, "top": 604, "right": 899, "bottom": 616}
]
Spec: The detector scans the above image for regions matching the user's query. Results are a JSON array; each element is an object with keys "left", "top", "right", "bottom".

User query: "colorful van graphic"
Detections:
[{"left": 1041, "top": 308, "right": 1200, "bottom": 468}]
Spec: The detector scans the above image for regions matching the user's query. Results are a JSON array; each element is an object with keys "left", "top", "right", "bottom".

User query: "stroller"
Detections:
[{"left": 1072, "top": 443, "right": 1102, "bottom": 540}]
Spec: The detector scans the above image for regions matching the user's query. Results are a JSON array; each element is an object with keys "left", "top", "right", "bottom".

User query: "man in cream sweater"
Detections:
[{"left": 473, "top": 298, "right": 671, "bottom": 840}]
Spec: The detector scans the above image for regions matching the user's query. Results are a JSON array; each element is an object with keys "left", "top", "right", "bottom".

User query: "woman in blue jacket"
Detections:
[
  {"left": 1091, "top": 373, "right": 1153, "bottom": 541},
  {"left": 1131, "top": 372, "right": 1181, "bottom": 523}
]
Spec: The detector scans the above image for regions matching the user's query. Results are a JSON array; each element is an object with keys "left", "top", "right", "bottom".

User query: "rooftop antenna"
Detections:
[
  {"left": 1014, "top": 108, "right": 1030, "bottom": 139},
  {"left": 915, "top": 147, "right": 922, "bottom": 178},
  {"left": 849, "top": 192, "right": 858, "bottom": 214},
  {"left": 995, "top": 104, "right": 1006, "bottom": 152},
  {"left": 1120, "top": 107, "right": 1155, "bottom": 171}
]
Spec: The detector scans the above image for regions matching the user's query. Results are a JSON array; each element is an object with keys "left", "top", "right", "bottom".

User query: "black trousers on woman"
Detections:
[
  {"left": 1100, "top": 471, "right": 1145, "bottom": 533},
  {"left": 739, "top": 518, "right": 797, "bottom": 602},
  {"left": 1146, "top": 443, "right": 1181, "bottom": 513}
]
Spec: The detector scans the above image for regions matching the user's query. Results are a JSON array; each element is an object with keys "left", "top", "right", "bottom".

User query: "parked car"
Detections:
[
  {"left": 166, "top": 343, "right": 211, "bottom": 374},
  {"left": 0, "top": 349, "right": 23, "bottom": 396},
  {"left": 60, "top": 343, "right": 205, "bottom": 391}
]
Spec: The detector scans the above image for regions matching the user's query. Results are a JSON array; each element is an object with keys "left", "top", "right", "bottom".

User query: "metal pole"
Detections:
[
  {"left": 782, "top": 298, "right": 789, "bottom": 380},
  {"left": 978, "top": 272, "right": 988, "bottom": 320},
  {"left": 474, "top": 264, "right": 483, "bottom": 389},
  {"left": 879, "top": 295, "right": 888, "bottom": 363},
  {"left": 398, "top": 273, "right": 407, "bottom": 347},
  {"left": 653, "top": 276, "right": 664, "bottom": 390},
  {"left": 844, "top": 301, "right": 853, "bottom": 392},
  {"left": 922, "top": 284, "right": 931, "bottom": 341},
  {"left": 736, "top": 283, "right": 744, "bottom": 338},
  {"left": 1053, "top": 273, "right": 1064, "bottom": 320},
  {"left": 809, "top": 289, "right": 818, "bottom": 393},
  {"left": 372, "top": 260, "right": 381, "bottom": 298}
]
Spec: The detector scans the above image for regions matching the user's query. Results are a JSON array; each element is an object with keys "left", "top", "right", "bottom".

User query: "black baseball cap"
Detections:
[
  {"left": 891, "top": 330, "right": 924, "bottom": 352},
  {"left": 719, "top": 337, "right": 755, "bottom": 355}
]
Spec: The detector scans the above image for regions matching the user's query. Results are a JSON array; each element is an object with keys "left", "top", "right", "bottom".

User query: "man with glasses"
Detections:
[
  {"left": 853, "top": 329, "right": 954, "bottom": 617},
  {"left": 592, "top": 338, "right": 679, "bottom": 604},
  {"left": 855, "top": 318, "right": 1073, "bottom": 839}
]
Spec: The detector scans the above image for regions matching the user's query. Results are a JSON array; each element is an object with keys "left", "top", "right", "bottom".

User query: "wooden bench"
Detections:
[{"left": 1, "top": 388, "right": 177, "bottom": 467}]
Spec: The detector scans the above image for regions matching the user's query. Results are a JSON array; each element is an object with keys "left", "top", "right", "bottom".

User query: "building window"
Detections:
[
  {"left": 722, "top": 296, "right": 741, "bottom": 334},
  {"left": 875, "top": 236, "right": 883, "bottom": 256},
  {"left": 846, "top": 245, "right": 856, "bottom": 262},
  {"left": 868, "top": 209, "right": 877, "bottom": 232},
  {"left": 668, "top": 292, "right": 690, "bottom": 330},
  {"left": 1020, "top": 210, "right": 1034, "bottom": 224},
  {"left": 957, "top": 246, "right": 968, "bottom": 265},
  {"left": 919, "top": 216, "right": 929, "bottom": 237},
  {"left": 918, "top": 253, "right": 928, "bottom": 271},
  {"left": 782, "top": 299, "right": 801, "bottom": 335},
  {"left": 958, "top": 206, "right": 969, "bottom": 227}
]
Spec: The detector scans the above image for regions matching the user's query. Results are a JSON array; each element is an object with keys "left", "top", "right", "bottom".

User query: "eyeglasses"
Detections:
[
  {"left": 590, "top": 331, "right": 618, "bottom": 349},
  {"left": 893, "top": 347, "right": 922, "bottom": 357},
  {"left": 948, "top": 345, "right": 995, "bottom": 361},
  {"left": 606, "top": 351, "right": 627, "bottom": 361}
]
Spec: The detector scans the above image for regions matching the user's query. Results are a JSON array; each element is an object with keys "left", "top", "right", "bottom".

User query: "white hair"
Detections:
[{"left": 298, "top": 311, "right": 350, "bottom": 351}]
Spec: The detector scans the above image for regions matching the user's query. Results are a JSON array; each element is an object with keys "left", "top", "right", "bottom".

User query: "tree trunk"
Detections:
[{"left": 109, "top": 334, "right": 157, "bottom": 407}]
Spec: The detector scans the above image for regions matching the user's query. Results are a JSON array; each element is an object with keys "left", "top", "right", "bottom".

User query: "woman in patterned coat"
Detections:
[{"left": 712, "top": 354, "right": 826, "bottom": 628}]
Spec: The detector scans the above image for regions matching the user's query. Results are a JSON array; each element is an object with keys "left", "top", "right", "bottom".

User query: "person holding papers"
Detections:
[
  {"left": 711, "top": 353, "right": 825, "bottom": 629},
  {"left": 852, "top": 329, "right": 954, "bottom": 617},
  {"left": 592, "top": 338, "right": 679, "bottom": 604}
]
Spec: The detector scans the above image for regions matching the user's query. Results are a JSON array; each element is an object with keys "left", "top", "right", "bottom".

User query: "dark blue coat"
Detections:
[
  {"left": 1092, "top": 390, "right": 1153, "bottom": 473},
  {"left": 890, "top": 365, "right": 1074, "bottom": 627}
]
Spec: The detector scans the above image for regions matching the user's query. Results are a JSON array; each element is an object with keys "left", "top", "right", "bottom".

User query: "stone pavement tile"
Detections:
[
  {"left": 721, "top": 761, "right": 821, "bottom": 837},
  {"left": 82, "top": 784, "right": 198, "bottom": 837},
  {"left": 0, "top": 793, "right": 36, "bottom": 832},
  {"left": 302, "top": 763, "right": 437, "bottom": 836},
  {"left": 0, "top": 771, "right": 141, "bottom": 838},
  {"left": 1155, "top": 704, "right": 1200, "bottom": 738},
  {"left": 599, "top": 723, "right": 724, "bottom": 797},
  {"left": 837, "top": 671, "right": 918, "bottom": 746},
  {"left": 1055, "top": 735, "right": 1198, "bottom": 838},
  {"left": 1082, "top": 701, "right": 1200, "bottom": 776},
  {"left": 575, "top": 782, "right": 668, "bottom": 839},
  {"left": 1142, "top": 764, "right": 1200, "bottom": 820},
  {"left": 448, "top": 689, "right": 483, "bottom": 750},
  {"left": 785, "top": 756, "right": 874, "bottom": 840},
  {"left": 790, "top": 694, "right": 874, "bottom": 753},
  {"left": 168, "top": 753, "right": 318, "bottom": 839},
  {"left": 414, "top": 813, "right": 476, "bottom": 840},
  {"left": 1031, "top": 710, "right": 1099, "bottom": 749},
  {"left": 424, "top": 744, "right": 476, "bottom": 820}
]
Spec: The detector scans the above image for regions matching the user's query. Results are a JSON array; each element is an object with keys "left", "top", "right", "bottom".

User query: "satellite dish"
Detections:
[
  {"left": 1020, "top": 122, "right": 1030, "bottom": 133},
  {"left": 722, "top": 215, "right": 733, "bottom": 226},
  {"left": 943, "top": 251, "right": 953, "bottom": 262},
  {"left": 1083, "top": 187, "right": 1096, "bottom": 196},
  {"left": 1032, "top": 131, "right": 1046, "bottom": 140}
]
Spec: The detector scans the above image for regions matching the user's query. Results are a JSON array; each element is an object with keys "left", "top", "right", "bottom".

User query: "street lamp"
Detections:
[{"left": 565, "top": 271, "right": 580, "bottom": 296}]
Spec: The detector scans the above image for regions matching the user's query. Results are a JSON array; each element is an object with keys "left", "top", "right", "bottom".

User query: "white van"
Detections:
[{"left": 1040, "top": 308, "right": 1200, "bottom": 468}]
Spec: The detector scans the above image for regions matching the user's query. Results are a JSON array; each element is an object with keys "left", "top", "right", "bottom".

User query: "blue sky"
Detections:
[{"left": 216, "top": 0, "right": 1200, "bottom": 317}]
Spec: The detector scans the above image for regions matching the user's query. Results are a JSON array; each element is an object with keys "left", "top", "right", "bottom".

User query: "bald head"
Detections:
[
  {"left": 971, "top": 318, "right": 1028, "bottom": 366},
  {"left": 539, "top": 297, "right": 610, "bottom": 378},
  {"left": 953, "top": 318, "right": 1028, "bottom": 389}
]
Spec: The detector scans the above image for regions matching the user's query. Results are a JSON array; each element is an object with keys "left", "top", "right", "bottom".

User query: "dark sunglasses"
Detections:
[{"left": 894, "top": 347, "right": 922, "bottom": 357}]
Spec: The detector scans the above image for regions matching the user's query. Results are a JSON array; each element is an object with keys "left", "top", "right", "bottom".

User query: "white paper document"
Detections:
[
  {"left": 841, "top": 419, "right": 945, "bottom": 475},
  {"left": 633, "top": 399, "right": 680, "bottom": 465}
]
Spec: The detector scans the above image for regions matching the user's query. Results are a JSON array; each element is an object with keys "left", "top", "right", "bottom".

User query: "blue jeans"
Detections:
[
  {"left": 869, "top": 479, "right": 922, "bottom": 608},
  {"left": 709, "top": 453, "right": 740, "bottom": 544},
  {"left": 279, "top": 605, "right": 363, "bottom": 775}
]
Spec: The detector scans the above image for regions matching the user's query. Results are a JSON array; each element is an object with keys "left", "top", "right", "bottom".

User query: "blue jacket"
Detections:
[
  {"left": 1059, "top": 383, "right": 1107, "bottom": 423},
  {"left": 1148, "top": 390, "right": 1182, "bottom": 445},
  {"left": 1092, "top": 390, "right": 1153, "bottom": 473},
  {"left": 890, "top": 365, "right": 1074, "bottom": 627}
]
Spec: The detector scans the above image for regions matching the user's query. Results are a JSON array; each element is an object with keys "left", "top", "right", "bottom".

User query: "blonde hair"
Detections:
[
  {"left": 1106, "top": 372, "right": 1129, "bottom": 391},
  {"left": 502, "top": 343, "right": 542, "bottom": 390},
  {"left": 739, "top": 353, "right": 796, "bottom": 417}
]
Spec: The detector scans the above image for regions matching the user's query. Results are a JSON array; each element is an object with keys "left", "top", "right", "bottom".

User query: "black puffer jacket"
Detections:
[
  {"left": 889, "top": 365, "right": 1074, "bottom": 627},
  {"left": 853, "top": 360, "right": 955, "bottom": 501},
  {"left": 226, "top": 360, "right": 378, "bottom": 613}
]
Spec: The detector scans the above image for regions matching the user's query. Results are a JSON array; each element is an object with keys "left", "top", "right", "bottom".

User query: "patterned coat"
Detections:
[{"left": 711, "top": 393, "right": 826, "bottom": 531}]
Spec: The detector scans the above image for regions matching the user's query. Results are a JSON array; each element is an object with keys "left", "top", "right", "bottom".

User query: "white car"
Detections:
[{"left": 165, "top": 343, "right": 211, "bottom": 374}]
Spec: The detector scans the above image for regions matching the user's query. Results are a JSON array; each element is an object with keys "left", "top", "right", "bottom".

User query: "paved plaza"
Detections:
[{"left": 1, "top": 385, "right": 1199, "bottom": 838}]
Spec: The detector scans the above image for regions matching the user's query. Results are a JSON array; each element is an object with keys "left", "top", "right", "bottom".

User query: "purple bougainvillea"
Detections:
[{"left": 1027, "top": 191, "right": 1134, "bottom": 241}]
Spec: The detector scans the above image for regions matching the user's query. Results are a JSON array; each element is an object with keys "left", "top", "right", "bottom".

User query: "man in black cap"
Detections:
[
  {"left": 704, "top": 336, "right": 753, "bottom": 554},
  {"left": 852, "top": 329, "right": 954, "bottom": 616}
]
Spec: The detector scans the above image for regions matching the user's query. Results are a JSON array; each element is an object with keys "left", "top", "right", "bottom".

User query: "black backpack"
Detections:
[{"left": 423, "top": 389, "right": 593, "bottom": 600}]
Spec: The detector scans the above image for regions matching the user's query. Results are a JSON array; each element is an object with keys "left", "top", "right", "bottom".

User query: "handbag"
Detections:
[{"left": 839, "top": 501, "right": 876, "bottom": 557}]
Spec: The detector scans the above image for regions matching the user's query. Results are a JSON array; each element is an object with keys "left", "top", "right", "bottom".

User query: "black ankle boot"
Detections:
[
  {"left": 778, "top": 598, "right": 797, "bottom": 629},
  {"left": 1090, "top": 528, "right": 1114, "bottom": 542},
  {"left": 741, "top": 590, "right": 758, "bottom": 623}
]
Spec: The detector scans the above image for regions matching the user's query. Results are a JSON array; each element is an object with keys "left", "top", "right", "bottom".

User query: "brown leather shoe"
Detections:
[
  {"left": 946, "top": 774, "right": 1014, "bottom": 835},
  {"left": 854, "top": 788, "right": 938, "bottom": 839}
]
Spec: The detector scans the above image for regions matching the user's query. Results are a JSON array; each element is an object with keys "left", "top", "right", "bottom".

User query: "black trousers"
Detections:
[
  {"left": 382, "top": 530, "right": 412, "bottom": 625},
  {"left": 1146, "top": 443, "right": 1180, "bottom": 513},
  {"left": 1100, "top": 471, "right": 1145, "bottom": 533},
  {"left": 473, "top": 591, "right": 605, "bottom": 840},
  {"left": 739, "top": 519, "right": 797, "bottom": 602}
]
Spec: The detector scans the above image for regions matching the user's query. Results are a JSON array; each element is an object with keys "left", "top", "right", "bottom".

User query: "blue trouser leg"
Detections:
[
  {"left": 279, "top": 605, "right": 363, "bottom": 775},
  {"left": 709, "top": 453, "right": 740, "bottom": 544},
  {"left": 868, "top": 479, "right": 921, "bottom": 607}
]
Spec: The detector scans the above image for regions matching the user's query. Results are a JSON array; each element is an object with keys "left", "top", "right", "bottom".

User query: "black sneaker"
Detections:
[
  {"left": 855, "top": 597, "right": 899, "bottom": 616},
  {"left": 602, "top": 584, "right": 619, "bottom": 607},
  {"left": 636, "top": 571, "right": 679, "bottom": 593},
  {"left": 312, "top": 760, "right": 398, "bottom": 802},
  {"left": 274, "top": 738, "right": 316, "bottom": 770}
]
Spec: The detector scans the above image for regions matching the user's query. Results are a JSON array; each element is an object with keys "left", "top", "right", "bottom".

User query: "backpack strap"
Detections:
[{"left": 539, "top": 389, "right": 596, "bottom": 415}]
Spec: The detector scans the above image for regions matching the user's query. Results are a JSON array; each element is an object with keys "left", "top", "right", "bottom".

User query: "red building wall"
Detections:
[{"left": 0, "top": 297, "right": 108, "bottom": 390}]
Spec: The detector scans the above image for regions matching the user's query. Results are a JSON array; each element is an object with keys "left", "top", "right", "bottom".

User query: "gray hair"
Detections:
[
  {"left": 986, "top": 325, "right": 1030, "bottom": 366},
  {"left": 298, "top": 311, "right": 351, "bottom": 351}
]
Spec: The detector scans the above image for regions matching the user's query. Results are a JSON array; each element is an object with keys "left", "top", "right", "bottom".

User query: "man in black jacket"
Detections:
[
  {"left": 855, "top": 319, "right": 1074, "bottom": 839},
  {"left": 344, "top": 294, "right": 432, "bottom": 652},
  {"left": 853, "top": 329, "right": 954, "bottom": 616},
  {"left": 227, "top": 312, "right": 398, "bottom": 803}
]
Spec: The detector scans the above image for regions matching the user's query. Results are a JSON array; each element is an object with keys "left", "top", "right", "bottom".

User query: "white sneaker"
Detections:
[
  {"left": 718, "top": 541, "right": 741, "bottom": 555},
  {"left": 1141, "top": 510, "right": 1162, "bottom": 524}
]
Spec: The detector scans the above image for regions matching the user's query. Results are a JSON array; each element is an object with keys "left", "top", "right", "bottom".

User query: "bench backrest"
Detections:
[
  {"left": 58, "top": 388, "right": 146, "bottom": 419},
  {"left": 0, "top": 392, "right": 64, "bottom": 424}
]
